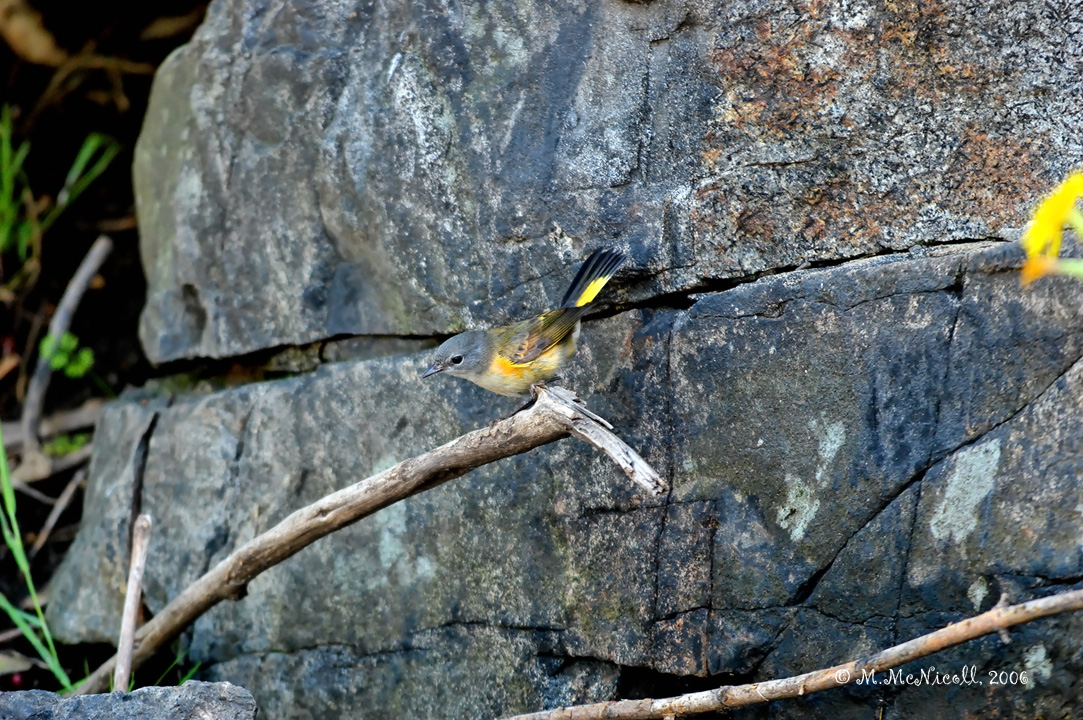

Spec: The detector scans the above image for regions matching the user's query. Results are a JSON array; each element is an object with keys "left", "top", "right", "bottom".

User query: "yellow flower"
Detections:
[
  {"left": 1021, "top": 173, "right": 1083, "bottom": 286},
  {"left": 1020, "top": 255, "right": 1058, "bottom": 286}
]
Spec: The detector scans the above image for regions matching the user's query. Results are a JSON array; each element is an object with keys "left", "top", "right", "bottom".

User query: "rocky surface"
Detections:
[
  {"left": 0, "top": 681, "right": 256, "bottom": 720},
  {"left": 52, "top": 243, "right": 1083, "bottom": 718},
  {"left": 134, "top": 0, "right": 1082, "bottom": 363},
  {"left": 49, "top": 0, "right": 1083, "bottom": 717}
]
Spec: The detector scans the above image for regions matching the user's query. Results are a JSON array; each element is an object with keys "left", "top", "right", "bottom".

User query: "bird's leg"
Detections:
[
  {"left": 511, "top": 396, "right": 538, "bottom": 416},
  {"left": 513, "top": 381, "right": 554, "bottom": 415},
  {"left": 489, "top": 394, "right": 538, "bottom": 428},
  {"left": 528, "top": 376, "right": 563, "bottom": 398},
  {"left": 488, "top": 380, "right": 563, "bottom": 428}
]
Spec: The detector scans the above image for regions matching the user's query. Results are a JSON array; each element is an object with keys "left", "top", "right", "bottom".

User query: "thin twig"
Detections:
[
  {"left": 10, "top": 443, "right": 93, "bottom": 500},
  {"left": 113, "top": 514, "right": 152, "bottom": 692},
  {"left": 503, "top": 587, "right": 1083, "bottom": 719},
  {"left": 0, "top": 627, "right": 25, "bottom": 643},
  {"left": 31, "top": 51, "right": 155, "bottom": 123},
  {"left": 12, "top": 482, "right": 54, "bottom": 504},
  {"left": 14, "top": 236, "right": 111, "bottom": 484},
  {"left": 541, "top": 387, "right": 665, "bottom": 495},
  {"left": 70, "top": 387, "right": 665, "bottom": 695},
  {"left": 2, "top": 398, "right": 103, "bottom": 453},
  {"left": 14, "top": 280, "right": 48, "bottom": 400},
  {"left": 139, "top": 6, "right": 207, "bottom": 41},
  {"left": 29, "top": 468, "right": 86, "bottom": 558},
  {"left": 0, "top": 0, "right": 68, "bottom": 66},
  {"left": 42, "top": 444, "right": 93, "bottom": 474}
]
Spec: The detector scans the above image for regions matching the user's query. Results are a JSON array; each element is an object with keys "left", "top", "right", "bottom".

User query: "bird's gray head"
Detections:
[{"left": 422, "top": 331, "right": 488, "bottom": 380}]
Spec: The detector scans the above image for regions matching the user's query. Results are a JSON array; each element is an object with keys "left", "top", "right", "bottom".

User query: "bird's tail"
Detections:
[{"left": 560, "top": 247, "right": 626, "bottom": 308}]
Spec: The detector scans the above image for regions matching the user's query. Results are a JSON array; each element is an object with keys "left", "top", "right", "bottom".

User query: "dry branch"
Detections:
[
  {"left": 113, "top": 514, "right": 152, "bottom": 692},
  {"left": 504, "top": 587, "right": 1083, "bottom": 719},
  {"left": 29, "top": 467, "right": 85, "bottom": 557},
  {"left": 537, "top": 387, "right": 665, "bottom": 495},
  {"left": 71, "top": 386, "right": 665, "bottom": 695},
  {"left": 2, "top": 398, "right": 103, "bottom": 453},
  {"left": 14, "top": 236, "right": 111, "bottom": 485},
  {"left": 0, "top": 0, "right": 68, "bottom": 66}
]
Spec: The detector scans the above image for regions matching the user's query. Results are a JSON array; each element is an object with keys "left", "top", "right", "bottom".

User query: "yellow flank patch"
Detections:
[
  {"left": 574, "top": 274, "right": 614, "bottom": 307},
  {"left": 490, "top": 353, "right": 530, "bottom": 380},
  {"left": 480, "top": 342, "right": 571, "bottom": 396}
]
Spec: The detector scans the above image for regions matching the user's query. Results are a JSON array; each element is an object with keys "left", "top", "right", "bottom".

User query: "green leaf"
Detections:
[
  {"left": 59, "top": 332, "right": 79, "bottom": 353},
  {"left": 65, "top": 347, "right": 95, "bottom": 378},
  {"left": 39, "top": 334, "right": 58, "bottom": 359},
  {"left": 43, "top": 433, "right": 89, "bottom": 457},
  {"left": 10, "top": 137, "right": 28, "bottom": 177}
]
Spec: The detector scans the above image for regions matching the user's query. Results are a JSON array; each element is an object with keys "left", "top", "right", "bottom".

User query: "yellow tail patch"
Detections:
[{"left": 573, "top": 275, "right": 614, "bottom": 307}]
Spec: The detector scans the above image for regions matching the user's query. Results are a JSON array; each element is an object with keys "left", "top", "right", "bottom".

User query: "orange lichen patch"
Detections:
[
  {"left": 800, "top": 181, "right": 886, "bottom": 248},
  {"left": 708, "top": 17, "right": 842, "bottom": 138},
  {"left": 696, "top": 0, "right": 1049, "bottom": 256},
  {"left": 701, "top": 147, "right": 725, "bottom": 170},
  {"left": 735, "top": 207, "right": 779, "bottom": 246},
  {"left": 943, "top": 126, "right": 1045, "bottom": 226},
  {"left": 871, "top": 3, "right": 1000, "bottom": 104}
]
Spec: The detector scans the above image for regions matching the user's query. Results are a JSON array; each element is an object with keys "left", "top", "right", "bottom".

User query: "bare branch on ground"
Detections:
[
  {"left": 2, "top": 398, "right": 103, "bottom": 453},
  {"left": 113, "top": 514, "right": 152, "bottom": 692},
  {"left": 29, "top": 467, "right": 85, "bottom": 557},
  {"left": 504, "top": 587, "right": 1083, "bottom": 719},
  {"left": 14, "top": 236, "right": 111, "bottom": 485},
  {"left": 70, "top": 386, "right": 665, "bottom": 695},
  {"left": 0, "top": 0, "right": 68, "bottom": 66}
]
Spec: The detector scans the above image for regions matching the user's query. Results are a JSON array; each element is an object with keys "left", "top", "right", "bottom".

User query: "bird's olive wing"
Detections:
[{"left": 502, "top": 307, "right": 585, "bottom": 364}]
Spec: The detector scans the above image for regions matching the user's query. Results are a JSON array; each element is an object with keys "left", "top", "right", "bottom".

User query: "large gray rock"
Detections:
[
  {"left": 60, "top": 0, "right": 1083, "bottom": 716},
  {"left": 0, "top": 681, "right": 256, "bottom": 720},
  {"left": 47, "top": 397, "right": 168, "bottom": 644},
  {"left": 51, "top": 243, "right": 1083, "bottom": 718},
  {"left": 134, "top": 0, "right": 1083, "bottom": 363}
]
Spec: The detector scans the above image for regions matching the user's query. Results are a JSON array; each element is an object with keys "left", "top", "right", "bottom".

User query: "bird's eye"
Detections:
[{"left": 450, "top": 355, "right": 464, "bottom": 365}]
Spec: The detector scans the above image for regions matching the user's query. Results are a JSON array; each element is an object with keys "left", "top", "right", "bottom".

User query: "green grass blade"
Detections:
[
  {"left": 41, "top": 134, "right": 120, "bottom": 233},
  {"left": 0, "top": 592, "right": 55, "bottom": 668},
  {"left": 63, "top": 134, "right": 104, "bottom": 195},
  {"left": 0, "top": 591, "right": 70, "bottom": 689},
  {"left": 0, "top": 423, "right": 73, "bottom": 690},
  {"left": 178, "top": 662, "right": 202, "bottom": 685},
  {"left": 0, "top": 106, "right": 30, "bottom": 255},
  {"left": 13, "top": 606, "right": 44, "bottom": 628},
  {"left": 10, "top": 139, "right": 28, "bottom": 175},
  {"left": 0, "top": 106, "right": 12, "bottom": 190}
]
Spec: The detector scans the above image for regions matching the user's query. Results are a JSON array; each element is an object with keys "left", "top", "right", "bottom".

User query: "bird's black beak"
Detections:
[{"left": 421, "top": 363, "right": 446, "bottom": 379}]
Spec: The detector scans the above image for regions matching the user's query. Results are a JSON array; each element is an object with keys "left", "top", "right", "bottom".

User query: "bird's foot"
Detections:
[
  {"left": 490, "top": 395, "right": 539, "bottom": 427},
  {"left": 529, "top": 377, "right": 562, "bottom": 399}
]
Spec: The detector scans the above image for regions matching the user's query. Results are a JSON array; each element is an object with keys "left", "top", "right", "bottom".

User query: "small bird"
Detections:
[{"left": 422, "top": 247, "right": 626, "bottom": 397}]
